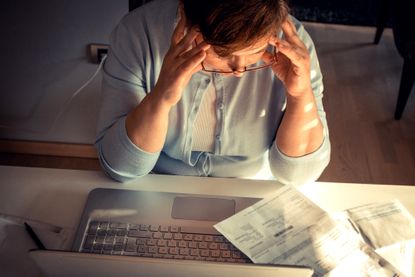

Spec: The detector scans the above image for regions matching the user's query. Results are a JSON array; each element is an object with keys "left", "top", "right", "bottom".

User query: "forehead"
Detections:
[{"left": 228, "top": 36, "right": 271, "bottom": 56}]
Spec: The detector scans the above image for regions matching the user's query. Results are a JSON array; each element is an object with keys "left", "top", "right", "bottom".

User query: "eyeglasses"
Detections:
[{"left": 201, "top": 47, "right": 278, "bottom": 74}]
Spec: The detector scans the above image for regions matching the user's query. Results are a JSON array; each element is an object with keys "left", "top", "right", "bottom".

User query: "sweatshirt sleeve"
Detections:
[
  {"left": 269, "top": 17, "right": 331, "bottom": 185},
  {"left": 94, "top": 18, "right": 160, "bottom": 182}
]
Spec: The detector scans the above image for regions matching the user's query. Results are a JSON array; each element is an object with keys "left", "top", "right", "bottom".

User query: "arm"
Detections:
[
  {"left": 273, "top": 19, "right": 324, "bottom": 157},
  {"left": 265, "top": 17, "right": 330, "bottom": 185},
  {"left": 126, "top": 19, "right": 210, "bottom": 153},
  {"left": 96, "top": 11, "right": 209, "bottom": 182}
]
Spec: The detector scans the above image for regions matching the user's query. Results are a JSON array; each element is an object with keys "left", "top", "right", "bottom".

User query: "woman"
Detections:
[{"left": 95, "top": 0, "right": 330, "bottom": 184}]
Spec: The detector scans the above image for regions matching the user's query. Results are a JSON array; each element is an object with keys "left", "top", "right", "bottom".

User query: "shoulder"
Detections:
[
  {"left": 288, "top": 15, "right": 310, "bottom": 42},
  {"left": 117, "top": 0, "right": 178, "bottom": 34}
]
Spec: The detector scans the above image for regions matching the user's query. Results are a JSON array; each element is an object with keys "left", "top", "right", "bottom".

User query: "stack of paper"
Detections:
[{"left": 214, "top": 185, "right": 415, "bottom": 277}]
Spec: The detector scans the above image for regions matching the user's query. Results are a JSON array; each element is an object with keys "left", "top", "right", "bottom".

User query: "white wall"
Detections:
[{"left": 0, "top": 0, "right": 128, "bottom": 144}]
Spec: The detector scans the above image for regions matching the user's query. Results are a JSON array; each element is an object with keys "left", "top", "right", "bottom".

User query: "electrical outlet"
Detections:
[{"left": 88, "top": 43, "right": 109, "bottom": 63}]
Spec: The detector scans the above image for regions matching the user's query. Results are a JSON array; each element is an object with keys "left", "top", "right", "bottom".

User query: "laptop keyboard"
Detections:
[{"left": 81, "top": 221, "right": 251, "bottom": 263}]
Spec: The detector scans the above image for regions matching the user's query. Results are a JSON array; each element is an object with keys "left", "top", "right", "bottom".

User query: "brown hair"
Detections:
[{"left": 181, "top": 0, "right": 289, "bottom": 56}]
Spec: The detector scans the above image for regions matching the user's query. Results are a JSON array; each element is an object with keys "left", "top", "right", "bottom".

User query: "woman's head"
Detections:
[{"left": 181, "top": 0, "right": 289, "bottom": 57}]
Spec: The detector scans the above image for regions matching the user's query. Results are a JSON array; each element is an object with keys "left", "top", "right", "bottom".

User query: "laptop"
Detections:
[{"left": 30, "top": 188, "right": 314, "bottom": 277}]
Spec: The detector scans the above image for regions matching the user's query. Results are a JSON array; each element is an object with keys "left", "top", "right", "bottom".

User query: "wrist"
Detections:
[
  {"left": 286, "top": 87, "right": 314, "bottom": 105},
  {"left": 151, "top": 80, "right": 178, "bottom": 107},
  {"left": 144, "top": 91, "right": 173, "bottom": 114}
]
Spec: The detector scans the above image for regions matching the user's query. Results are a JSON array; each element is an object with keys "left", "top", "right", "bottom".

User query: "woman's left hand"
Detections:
[{"left": 263, "top": 18, "right": 312, "bottom": 98}]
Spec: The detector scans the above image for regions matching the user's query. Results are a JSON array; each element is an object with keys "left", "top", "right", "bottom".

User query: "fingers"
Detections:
[
  {"left": 269, "top": 19, "right": 309, "bottom": 69},
  {"left": 280, "top": 19, "right": 302, "bottom": 45},
  {"left": 261, "top": 51, "right": 274, "bottom": 64},
  {"left": 171, "top": 14, "right": 187, "bottom": 45},
  {"left": 171, "top": 28, "right": 200, "bottom": 57},
  {"left": 178, "top": 50, "right": 206, "bottom": 75},
  {"left": 179, "top": 41, "right": 210, "bottom": 59},
  {"left": 172, "top": 41, "right": 210, "bottom": 77}
]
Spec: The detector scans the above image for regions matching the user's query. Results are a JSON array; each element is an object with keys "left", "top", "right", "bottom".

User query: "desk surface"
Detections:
[{"left": 1, "top": 165, "right": 415, "bottom": 231}]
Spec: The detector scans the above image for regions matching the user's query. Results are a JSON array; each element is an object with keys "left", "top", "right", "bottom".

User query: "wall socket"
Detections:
[{"left": 88, "top": 43, "right": 109, "bottom": 63}]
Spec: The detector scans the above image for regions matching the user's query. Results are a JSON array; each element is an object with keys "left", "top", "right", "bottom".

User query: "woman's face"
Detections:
[{"left": 196, "top": 35, "right": 273, "bottom": 77}]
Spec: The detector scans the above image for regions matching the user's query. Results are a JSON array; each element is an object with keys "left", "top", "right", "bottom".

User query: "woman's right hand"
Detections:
[{"left": 152, "top": 15, "right": 210, "bottom": 107}]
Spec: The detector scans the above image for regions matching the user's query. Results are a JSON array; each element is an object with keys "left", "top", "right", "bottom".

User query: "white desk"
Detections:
[{"left": 1, "top": 165, "right": 415, "bottom": 276}]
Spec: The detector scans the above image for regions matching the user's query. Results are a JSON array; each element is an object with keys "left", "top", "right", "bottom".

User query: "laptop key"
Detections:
[
  {"left": 125, "top": 242, "right": 138, "bottom": 252},
  {"left": 149, "top": 225, "right": 159, "bottom": 232},
  {"left": 200, "top": 250, "right": 209, "bottom": 257},
  {"left": 163, "top": 233, "right": 173, "bottom": 240},
  {"left": 190, "top": 249, "right": 199, "bottom": 256},
  {"left": 87, "top": 222, "right": 99, "bottom": 234},
  {"left": 167, "top": 240, "right": 177, "bottom": 247},
  {"left": 188, "top": 241, "right": 198, "bottom": 248},
  {"left": 173, "top": 233, "right": 182, "bottom": 240},
  {"left": 211, "top": 250, "right": 220, "bottom": 257},
  {"left": 116, "top": 230, "right": 127, "bottom": 236},
  {"left": 219, "top": 243, "right": 229, "bottom": 250},
  {"left": 136, "top": 238, "right": 146, "bottom": 245},
  {"left": 107, "top": 229, "right": 117, "bottom": 236},
  {"left": 104, "top": 236, "right": 114, "bottom": 244},
  {"left": 198, "top": 242, "right": 208, "bottom": 249},
  {"left": 179, "top": 248, "right": 189, "bottom": 255},
  {"left": 137, "top": 245, "right": 147, "bottom": 253},
  {"left": 159, "top": 225, "right": 169, "bottom": 232},
  {"left": 170, "top": 226, "right": 180, "bottom": 233},
  {"left": 222, "top": 251, "right": 231, "bottom": 258},
  {"left": 128, "top": 230, "right": 152, "bottom": 238},
  {"left": 169, "top": 248, "right": 179, "bottom": 255},
  {"left": 146, "top": 239, "right": 156, "bottom": 246},
  {"left": 204, "top": 235, "right": 213, "bottom": 242},
  {"left": 97, "top": 229, "right": 107, "bottom": 236},
  {"left": 232, "top": 251, "right": 241, "bottom": 259},
  {"left": 129, "top": 224, "right": 140, "bottom": 230},
  {"left": 99, "top": 222, "right": 109, "bottom": 229},
  {"left": 148, "top": 246, "right": 158, "bottom": 254},
  {"left": 178, "top": 241, "right": 187, "bottom": 248},
  {"left": 158, "top": 247, "right": 169, "bottom": 254},
  {"left": 194, "top": 235, "right": 203, "bottom": 241},
  {"left": 213, "top": 236, "right": 224, "bottom": 242},
  {"left": 157, "top": 240, "right": 167, "bottom": 247},
  {"left": 139, "top": 224, "right": 149, "bottom": 231},
  {"left": 115, "top": 237, "right": 124, "bottom": 244}
]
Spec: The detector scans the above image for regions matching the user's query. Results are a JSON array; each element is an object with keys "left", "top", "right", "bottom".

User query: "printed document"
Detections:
[{"left": 214, "top": 185, "right": 414, "bottom": 276}]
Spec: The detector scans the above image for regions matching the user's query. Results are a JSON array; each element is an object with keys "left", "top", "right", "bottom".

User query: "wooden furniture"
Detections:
[{"left": 374, "top": 0, "right": 415, "bottom": 120}]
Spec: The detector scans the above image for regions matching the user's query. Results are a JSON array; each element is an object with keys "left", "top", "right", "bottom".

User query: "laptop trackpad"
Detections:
[{"left": 171, "top": 197, "right": 236, "bottom": 221}]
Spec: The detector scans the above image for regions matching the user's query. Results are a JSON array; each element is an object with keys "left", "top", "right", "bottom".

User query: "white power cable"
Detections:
[{"left": 0, "top": 55, "right": 107, "bottom": 134}]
